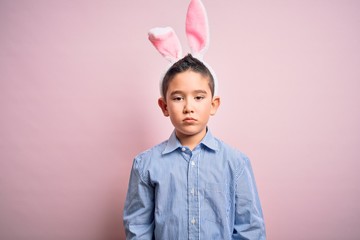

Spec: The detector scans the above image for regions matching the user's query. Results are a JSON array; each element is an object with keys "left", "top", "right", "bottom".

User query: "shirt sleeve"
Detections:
[
  {"left": 232, "top": 155, "right": 266, "bottom": 240},
  {"left": 123, "top": 157, "right": 155, "bottom": 240}
]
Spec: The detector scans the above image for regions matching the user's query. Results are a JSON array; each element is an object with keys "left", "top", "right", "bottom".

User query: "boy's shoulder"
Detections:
[
  {"left": 131, "top": 140, "right": 171, "bottom": 176},
  {"left": 134, "top": 139, "right": 168, "bottom": 161},
  {"left": 213, "top": 136, "right": 251, "bottom": 163}
]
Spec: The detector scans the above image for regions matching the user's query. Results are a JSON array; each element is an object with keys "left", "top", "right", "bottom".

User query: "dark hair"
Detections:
[{"left": 161, "top": 54, "right": 214, "bottom": 98}]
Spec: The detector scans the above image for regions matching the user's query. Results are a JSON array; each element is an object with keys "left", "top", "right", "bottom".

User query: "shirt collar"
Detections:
[
  {"left": 200, "top": 129, "right": 219, "bottom": 151},
  {"left": 162, "top": 128, "right": 219, "bottom": 155}
]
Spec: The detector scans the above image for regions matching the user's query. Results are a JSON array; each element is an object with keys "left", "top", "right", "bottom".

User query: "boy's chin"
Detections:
[{"left": 175, "top": 127, "right": 206, "bottom": 137}]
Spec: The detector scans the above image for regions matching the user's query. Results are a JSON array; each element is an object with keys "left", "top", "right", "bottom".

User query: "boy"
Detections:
[{"left": 123, "top": 54, "right": 266, "bottom": 239}]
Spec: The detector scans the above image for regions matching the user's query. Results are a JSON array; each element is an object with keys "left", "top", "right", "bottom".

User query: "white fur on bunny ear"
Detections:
[
  {"left": 148, "top": 27, "right": 183, "bottom": 63},
  {"left": 186, "top": 0, "right": 209, "bottom": 59}
]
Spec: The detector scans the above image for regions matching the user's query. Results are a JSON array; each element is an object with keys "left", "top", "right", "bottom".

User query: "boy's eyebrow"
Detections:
[
  {"left": 169, "top": 90, "right": 184, "bottom": 96},
  {"left": 169, "top": 90, "right": 208, "bottom": 96},
  {"left": 193, "top": 90, "right": 208, "bottom": 94}
]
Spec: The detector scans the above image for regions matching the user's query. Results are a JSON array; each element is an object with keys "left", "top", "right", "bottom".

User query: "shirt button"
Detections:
[
  {"left": 181, "top": 147, "right": 186, "bottom": 152},
  {"left": 191, "top": 161, "right": 195, "bottom": 166},
  {"left": 191, "top": 218, "right": 196, "bottom": 225}
]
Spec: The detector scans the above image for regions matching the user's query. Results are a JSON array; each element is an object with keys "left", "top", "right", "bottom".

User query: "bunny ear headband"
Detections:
[{"left": 148, "top": 0, "right": 218, "bottom": 97}]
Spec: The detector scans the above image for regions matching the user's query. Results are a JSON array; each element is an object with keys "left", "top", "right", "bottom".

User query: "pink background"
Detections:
[{"left": 1, "top": 0, "right": 360, "bottom": 239}]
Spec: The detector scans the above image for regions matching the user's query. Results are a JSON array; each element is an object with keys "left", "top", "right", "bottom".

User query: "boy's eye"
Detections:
[
  {"left": 172, "top": 96, "right": 184, "bottom": 101},
  {"left": 195, "top": 96, "right": 205, "bottom": 101}
]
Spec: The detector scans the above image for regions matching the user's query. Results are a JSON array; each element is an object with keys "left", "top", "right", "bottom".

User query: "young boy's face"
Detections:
[{"left": 158, "top": 70, "right": 220, "bottom": 143}]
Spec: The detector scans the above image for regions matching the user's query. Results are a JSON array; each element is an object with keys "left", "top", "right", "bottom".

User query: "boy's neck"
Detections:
[{"left": 175, "top": 128, "right": 207, "bottom": 151}]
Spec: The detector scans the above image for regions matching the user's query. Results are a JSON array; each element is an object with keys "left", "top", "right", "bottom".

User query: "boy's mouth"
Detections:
[{"left": 183, "top": 117, "right": 197, "bottom": 123}]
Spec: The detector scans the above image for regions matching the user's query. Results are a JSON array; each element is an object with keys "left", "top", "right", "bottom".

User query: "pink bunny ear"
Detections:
[
  {"left": 148, "top": 27, "right": 183, "bottom": 63},
  {"left": 186, "top": 0, "right": 209, "bottom": 59}
]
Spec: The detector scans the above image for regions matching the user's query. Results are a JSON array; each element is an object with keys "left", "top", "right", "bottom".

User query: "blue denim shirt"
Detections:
[{"left": 123, "top": 129, "right": 266, "bottom": 239}]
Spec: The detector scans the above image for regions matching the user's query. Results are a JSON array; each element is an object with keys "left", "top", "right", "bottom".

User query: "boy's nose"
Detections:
[{"left": 183, "top": 100, "right": 194, "bottom": 114}]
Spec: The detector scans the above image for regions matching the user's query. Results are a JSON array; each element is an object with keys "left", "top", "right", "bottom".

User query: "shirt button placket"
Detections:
[{"left": 188, "top": 153, "right": 199, "bottom": 240}]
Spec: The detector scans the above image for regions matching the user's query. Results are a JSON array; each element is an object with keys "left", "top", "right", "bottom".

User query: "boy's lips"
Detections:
[{"left": 183, "top": 117, "right": 197, "bottom": 122}]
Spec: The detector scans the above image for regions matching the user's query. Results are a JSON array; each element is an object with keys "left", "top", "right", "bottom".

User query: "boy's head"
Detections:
[
  {"left": 161, "top": 54, "right": 215, "bottom": 99},
  {"left": 158, "top": 54, "right": 220, "bottom": 147}
]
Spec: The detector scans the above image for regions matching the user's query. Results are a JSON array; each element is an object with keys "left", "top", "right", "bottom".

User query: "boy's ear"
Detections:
[
  {"left": 210, "top": 96, "right": 220, "bottom": 116},
  {"left": 158, "top": 97, "right": 170, "bottom": 117}
]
